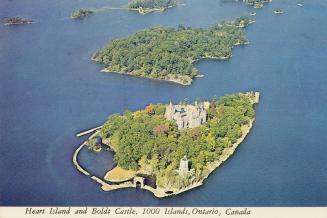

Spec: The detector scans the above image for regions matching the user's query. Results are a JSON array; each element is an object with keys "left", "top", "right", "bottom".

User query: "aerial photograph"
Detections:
[{"left": 0, "top": 0, "right": 327, "bottom": 209}]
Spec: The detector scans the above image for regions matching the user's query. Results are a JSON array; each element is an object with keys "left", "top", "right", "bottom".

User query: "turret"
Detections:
[
  {"left": 179, "top": 156, "right": 189, "bottom": 174},
  {"left": 165, "top": 101, "right": 174, "bottom": 119}
]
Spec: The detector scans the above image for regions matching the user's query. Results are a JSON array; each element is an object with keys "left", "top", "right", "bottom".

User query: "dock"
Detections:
[{"left": 76, "top": 125, "right": 103, "bottom": 137}]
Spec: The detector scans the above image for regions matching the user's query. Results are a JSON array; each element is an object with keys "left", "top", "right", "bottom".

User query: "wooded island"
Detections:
[
  {"left": 92, "top": 17, "right": 252, "bottom": 85},
  {"left": 1, "top": 17, "right": 33, "bottom": 25},
  {"left": 71, "top": 9, "right": 94, "bottom": 19},
  {"left": 73, "top": 92, "right": 260, "bottom": 197},
  {"left": 128, "top": 0, "right": 177, "bottom": 14},
  {"left": 243, "top": 0, "right": 271, "bottom": 8}
]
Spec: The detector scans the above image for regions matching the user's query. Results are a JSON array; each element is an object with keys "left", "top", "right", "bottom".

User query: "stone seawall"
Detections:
[{"left": 73, "top": 143, "right": 90, "bottom": 176}]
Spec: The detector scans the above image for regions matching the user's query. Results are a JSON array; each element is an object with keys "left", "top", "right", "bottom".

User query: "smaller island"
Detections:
[
  {"left": 243, "top": 0, "right": 271, "bottom": 9},
  {"left": 253, "top": 2, "right": 263, "bottom": 9},
  {"left": 71, "top": 9, "right": 94, "bottom": 19},
  {"left": 127, "top": 0, "right": 177, "bottom": 14},
  {"left": 273, "top": 9, "right": 284, "bottom": 15},
  {"left": 1, "top": 17, "right": 33, "bottom": 25},
  {"left": 234, "top": 16, "right": 255, "bottom": 27}
]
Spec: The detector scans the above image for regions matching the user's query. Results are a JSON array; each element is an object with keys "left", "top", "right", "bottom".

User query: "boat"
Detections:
[{"left": 273, "top": 9, "right": 284, "bottom": 15}]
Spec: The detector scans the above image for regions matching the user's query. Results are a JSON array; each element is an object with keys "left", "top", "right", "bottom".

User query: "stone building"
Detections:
[
  {"left": 133, "top": 176, "right": 145, "bottom": 188},
  {"left": 164, "top": 101, "right": 208, "bottom": 129},
  {"left": 179, "top": 156, "right": 189, "bottom": 174},
  {"left": 178, "top": 156, "right": 196, "bottom": 180}
]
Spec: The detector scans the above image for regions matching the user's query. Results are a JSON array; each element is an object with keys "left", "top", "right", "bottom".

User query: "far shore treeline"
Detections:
[{"left": 93, "top": 17, "right": 252, "bottom": 85}]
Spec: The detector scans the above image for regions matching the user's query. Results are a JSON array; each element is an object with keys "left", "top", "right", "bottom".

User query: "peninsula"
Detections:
[
  {"left": 1, "top": 17, "right": 33, "bottom": 25},
  {"left": 92, "top": 17, "right": 253, "bottom": 85},
  {"left": 73, "top": 92, "right": 260, "bottom": 198},
  {"left": 127, "top": 0, "right": 177, "bottom": 14}
]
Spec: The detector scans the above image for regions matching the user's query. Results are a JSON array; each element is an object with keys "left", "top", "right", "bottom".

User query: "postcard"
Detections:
[{"left": 0, "top": 0, "right": 326, "bottom": 217}]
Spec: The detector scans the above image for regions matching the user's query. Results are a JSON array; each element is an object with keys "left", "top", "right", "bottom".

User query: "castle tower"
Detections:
[
  {"left": 179, "top": 156, "right": 189, "bottom": 173},
  {"left": 164, "top": 101, "right": 174, "bottom": 120}
]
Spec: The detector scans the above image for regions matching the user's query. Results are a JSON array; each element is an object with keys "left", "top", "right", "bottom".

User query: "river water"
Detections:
[{"left": 0, "top": 0, "right": 327, "bottom": 206}]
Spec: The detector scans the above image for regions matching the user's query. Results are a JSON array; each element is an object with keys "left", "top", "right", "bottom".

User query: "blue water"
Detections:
[{"left": 0, "top": 0, "right": 327, "bottom": 206}]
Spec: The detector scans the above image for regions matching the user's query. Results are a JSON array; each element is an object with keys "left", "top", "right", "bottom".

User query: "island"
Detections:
[
  {"left": 92, "top": 17, "right": 253, "bottom": 85},
  {"left": 127, "top": 0, "right": 177, "bottom": 14},
  {"left": 73, "top": 92, "right": 260, "bottom": 198},
  {"left": 1, "top": 17, "right": 33, "bottom": 25},
  {"left": 243, "top": 0, "right": 271, "bottom": 8},
  {"left": 273, "top": 8, "right": 284, "bottom": 15},
  {"left": 70, "top": 9, "right": 94, "bottom": 19}
]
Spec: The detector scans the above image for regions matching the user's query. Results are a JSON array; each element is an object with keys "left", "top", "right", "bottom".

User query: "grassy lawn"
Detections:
[{"left": 104, "top": 166, "right": 136, "bottom": 182}]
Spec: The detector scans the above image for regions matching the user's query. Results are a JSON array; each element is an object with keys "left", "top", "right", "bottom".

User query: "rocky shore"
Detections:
[
  {"left": 95, "top": 48, "right": 248, "bottom": 86},
  {"left": 100, "top": 68, "right": 192, "bottom": 86}
]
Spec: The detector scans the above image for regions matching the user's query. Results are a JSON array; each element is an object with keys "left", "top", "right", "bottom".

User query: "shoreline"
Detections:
[
  {"left": 100, "top": 68, "right": 192, "bottom": 86},
  {"left": 72, "top": 92, "right": 260, "bottom": 198},
  {"left": 149, "top": 114, "right": 257, "bottom": 198},
  {"left": 91, "top": 53, "right": 191, "bottom": 86},
  {"left": 171, "top": 116, "right": 256, "bottom": 196}
]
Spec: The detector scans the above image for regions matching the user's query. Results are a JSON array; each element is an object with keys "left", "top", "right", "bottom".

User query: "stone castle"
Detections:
[{"left": 164, "top": 101, "right": 209, "bottom": 129}]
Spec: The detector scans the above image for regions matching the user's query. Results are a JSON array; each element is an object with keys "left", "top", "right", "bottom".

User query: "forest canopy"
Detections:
[{"left": 93, "top": 17, "right": 251, "bottom": 85}]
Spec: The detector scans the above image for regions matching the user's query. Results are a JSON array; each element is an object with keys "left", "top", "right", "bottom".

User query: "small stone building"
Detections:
[
  {"left": 94, "top": 136, "right": 102, "bottom": 146},
  {"left": 179, "top": 156, "right": 189, "bottom": 174},
  {"left": 133, "top": 176, "right": 145, "bottom": 188}
]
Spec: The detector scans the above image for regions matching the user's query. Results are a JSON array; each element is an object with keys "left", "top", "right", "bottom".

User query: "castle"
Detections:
[{"left": 164, "top": 101, "right": 208, "bottom": 129}]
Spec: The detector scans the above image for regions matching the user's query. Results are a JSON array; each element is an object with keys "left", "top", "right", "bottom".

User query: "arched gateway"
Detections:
[{"left": 133, "top": 177, "right": 145, "bottom": 188}]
